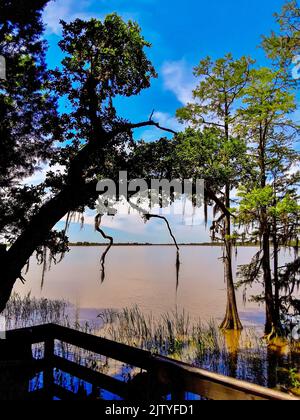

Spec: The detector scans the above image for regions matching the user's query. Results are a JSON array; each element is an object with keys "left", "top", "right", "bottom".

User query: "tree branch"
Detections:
[
  {"left": 117, "top": 119, "right": 178, "bottom": 136},
  {"left": 205, "top": 185, "right": 236, "bottom": 219},
  {"left": 95, "top": 214, "right": 114, "bottom": 283},
  {"left": 199, "top": 117, "right": 225, "bottom": 128},
  {"left": 145, "top": 214, "right": 179, "bottom": 250}
]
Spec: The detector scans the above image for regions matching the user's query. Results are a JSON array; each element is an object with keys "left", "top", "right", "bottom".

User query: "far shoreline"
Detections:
[{"left": 69, "top": 242, "right": 261, "bottom": 247}]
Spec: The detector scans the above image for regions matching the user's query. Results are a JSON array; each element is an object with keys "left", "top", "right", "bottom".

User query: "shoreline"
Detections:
[{"left": 69, "top": 242, "right": 261, "bottom": 247}]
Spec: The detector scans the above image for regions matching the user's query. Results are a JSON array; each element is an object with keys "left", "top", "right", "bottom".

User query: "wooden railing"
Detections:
[{"left": 4, "top": 324, "right": 299, "bottom": 401}]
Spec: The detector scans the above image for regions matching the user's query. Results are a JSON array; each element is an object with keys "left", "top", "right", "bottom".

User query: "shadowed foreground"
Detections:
[{"left": 0, "top": 324, "right": 297, "bottom": 401}]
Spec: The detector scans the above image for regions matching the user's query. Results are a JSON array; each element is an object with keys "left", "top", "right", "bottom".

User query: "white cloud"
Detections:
[
  {"left": 139, "top": 111, "right": 183, "bottom": 141},
  {"left": 153, "top": 111, "right": 182, "bottom": 132},
  {"left": 23, "top": 164, "right": 66, "bottom": 186},
  {"left": 162, "top": 59, "right": 196, "bottom": 105},
  {"left": 43, "top": 0, "right": 103, "bottom": 35},
  {"left": 64, "top": 211, "right": 149, "bottom": 235},
  {"left": 43, "top": 0, "right": 138, "bottom": 35},
  {"left": 66, "top": 209, "right": 206, "bottom": 240}
]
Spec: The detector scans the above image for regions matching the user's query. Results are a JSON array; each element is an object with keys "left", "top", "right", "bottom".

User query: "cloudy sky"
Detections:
[{"left": 35, "top": 0, "right": 288, "bottom": 243}]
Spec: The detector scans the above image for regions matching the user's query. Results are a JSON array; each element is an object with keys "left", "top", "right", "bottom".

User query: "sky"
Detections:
[{"left": 36, "top": 0, "right": 289, "bottom": 244}]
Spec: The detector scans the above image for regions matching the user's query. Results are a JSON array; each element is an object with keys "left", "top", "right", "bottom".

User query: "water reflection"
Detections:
[{"left": 15, "top": 246, "right": 269, "bottom": 326}]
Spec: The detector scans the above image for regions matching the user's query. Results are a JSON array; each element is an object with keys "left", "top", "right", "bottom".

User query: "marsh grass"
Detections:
[
  {"left": 2, "top": 295, "right": 300, "bottom": 395},
  {"left": 99, "top": 306, "right": 257, "bottom": 355},
  {"left": 3, "top": 292, "right": 69, "bottom": 329},
  {"left": 99, "top": 306, "right": 191, "bottom": 354},
  {"left": 2, "top": 293, "right": 108, "bottom": 398},
  {"left": 98, "top": 306, "right": 300, "bottom": 391}
]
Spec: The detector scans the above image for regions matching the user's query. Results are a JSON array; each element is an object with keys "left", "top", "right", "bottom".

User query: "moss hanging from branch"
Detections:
[
  {"left": 95, "top": 214, "right": 114, "bottom": 283},
  {"left": 176, "top": 250, "right": 180, "bottom": 291}
]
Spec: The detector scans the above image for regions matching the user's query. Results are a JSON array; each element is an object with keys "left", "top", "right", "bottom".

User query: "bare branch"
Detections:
[
  {"left": 149, "top": 109, "right": 155, "bottom": 121},
  {"left": 199, "top": 117, "right": 225, "bottom": 128},
  {"left": 95, "top": 214, "right": 114, "bottom": 283},
  {"left": 145, "top": 214, "right": 180, "bottom": 250},
  {"left": 121, "top": 120, "right": 178, "bottom": 135}
]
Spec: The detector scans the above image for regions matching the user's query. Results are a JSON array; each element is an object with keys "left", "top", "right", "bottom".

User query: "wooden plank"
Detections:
[
  {"left": 44, "top": 339, "right": 55, "bottom": 400},
  {"left": 53, "top": 355, "right": 128, "bottom": 398},
  {"left": 49, "top": 325, "right": 298, "bottom": 401},
  {"left": 152, "top": 355, "right": 299, "bottom": 401},
  {"left": 52, "top": 385, "right": 79, "bottom": 401},
  {"left": 50, "top": 324, "right": 153, "bottom": 370},
  {"left": 0, "top": 358, "right": 45, "bottom": 374},
  {"left": 5, "top": 324, "right": 52, "bottom": 344},
  {"left": 4, "top": 324, "right": 299, "bottom": 401},
  {"left": 27, "top": 389, "right": 47, "bottom": 401}
]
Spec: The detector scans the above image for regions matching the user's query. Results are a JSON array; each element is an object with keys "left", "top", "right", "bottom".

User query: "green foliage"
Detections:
[
  {"left": 172, "top": 128, "right": 247, "bottom": 191},
  {"left": 289, "top": 368, "right": 300, "bottom": 389},
  {"left": 1, "top": 0, "right": 300, "bottom": 335},
  {"left": 234, "top": 45, "right": 300, "bottom": 326},
  {"left": 236, "top": 68, "right": 297, "bottom": 137},
  {"left": 128, "top": 137, "right": 175, "bottom": 180},
  {"left": 237, "top": 187, "right": 274, "bottom": 224},
  {"left": 0, "top": 0, "right": 61, "bottom": 245},
  {"left": 0, "top": 5, "right": 157, "bottom": 265},
  {"left": 57, "top": 14, "right": 156, "bottom": 102},
  {"left": 262, "top": 0, "right": 300, "bottom": 68},
  {"left": 0, "top": 0, "right": 61, "bottom": 186},
  {"left": 175, "top": 54, "right": 252, "bottom": 202},
  {"left": 49, "top": 15, "right": 157, "bottom": 180},
  {"left": 177, "top": 54, "right": 253, "bottom": 128}
]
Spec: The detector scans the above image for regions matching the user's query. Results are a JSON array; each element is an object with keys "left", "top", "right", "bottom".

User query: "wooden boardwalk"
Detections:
[{"left": 2, "top": 324, "right": 298, "bottom": 401}]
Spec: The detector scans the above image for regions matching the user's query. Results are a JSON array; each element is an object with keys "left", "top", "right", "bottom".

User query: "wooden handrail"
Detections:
[
  {"left": 4, "top": 324, "right": 299, "bottom": 401},
  {"left": 151, "top": 355, "right": 297, "bottom": 401}
]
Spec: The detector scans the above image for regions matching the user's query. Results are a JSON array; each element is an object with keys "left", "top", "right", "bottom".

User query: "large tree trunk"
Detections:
[
  {"left": 259, "top": 134, "right": 276, "bottom": 336},
  {"left": 0, "top": 180, "right": 98, "bottom": 312},
  {"left": 273, "top": 224, "right": 281, "bottom": 327},
  {"left": 262, "top": 226, "right": 276, "bottom": 335},
  {"left": 220, "top": 185, "right": 243, "bottom": 331}
]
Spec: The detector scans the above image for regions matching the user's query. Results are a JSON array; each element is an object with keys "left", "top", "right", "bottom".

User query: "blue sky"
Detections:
[{"left": 40, "top": 0, "right": 288, "bottom": 243}]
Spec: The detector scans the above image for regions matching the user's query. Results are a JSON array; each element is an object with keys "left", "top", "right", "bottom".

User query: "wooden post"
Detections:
[
  {"left": 44, "top": 339, "right": 54, "bottom": 400},
  {"left": 171, "top": 373, "right": 186, "bottom": 401},
  {"left": 172, "top": 388, "right": 186, "bottom": 401}
]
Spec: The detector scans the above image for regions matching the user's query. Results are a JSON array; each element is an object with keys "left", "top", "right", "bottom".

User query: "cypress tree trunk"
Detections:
[
  {"left": 262, "top": 224, "right": 276, "bottom": 335},
  {"left": 259, "top": 135, "right": 276, "bottom": 336},
  {"left": 220, "top": 185, "right": 243, "bottom": 331},
  {"left": 273, "top": 219, "right": 281, "bottom": 328}
]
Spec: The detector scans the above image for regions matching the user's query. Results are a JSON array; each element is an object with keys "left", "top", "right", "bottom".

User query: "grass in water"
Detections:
[
  {"left": 3, "top": 292, "right": 69, "bottom": 329},
  {"left": 98, "top": 306, "right": 300, "bottom": 394},
  {"left": 2, "top": 294, "right": 300, "bottom": 396}
]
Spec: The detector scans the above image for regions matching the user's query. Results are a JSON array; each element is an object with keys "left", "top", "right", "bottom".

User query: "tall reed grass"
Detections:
[
  {"left": 2, "top": 294, "right": 300, "bottom": 394},
  {"left": 98, "top": 306, "right": 300, "bottom": 392},
  {"left": 3, "top": 292, "right": 69, "bottom": 329}
]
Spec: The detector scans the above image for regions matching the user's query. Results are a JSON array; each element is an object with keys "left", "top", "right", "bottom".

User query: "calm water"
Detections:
[
  {"left": 13, "top": 245, "right": 288, "bottom": 327},
  {"left": 10, "top": 245, "right": 300, "bottom": 398}
]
